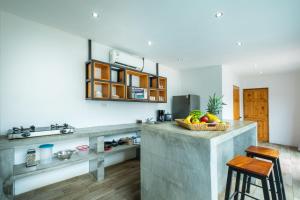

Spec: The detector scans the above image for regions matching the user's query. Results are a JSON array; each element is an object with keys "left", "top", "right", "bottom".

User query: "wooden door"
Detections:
[
  {"left": 233, "top": 86, "right": 240, "bottom": 120},
  {"left": 243, "top": 88, "right": 269, "bottom": 142}
]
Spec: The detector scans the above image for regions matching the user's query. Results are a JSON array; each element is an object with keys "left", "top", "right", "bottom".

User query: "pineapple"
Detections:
[{"left": 207, "top": 93, "right": 226, "bottom": 115}]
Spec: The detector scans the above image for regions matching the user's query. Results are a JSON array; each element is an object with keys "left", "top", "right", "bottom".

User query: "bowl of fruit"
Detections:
[
  {"left": 175, "top": 110, "right": 229, "bottom": 131},
  {"left": 176, "top": 94, "right": 230, "bottom": 131}
]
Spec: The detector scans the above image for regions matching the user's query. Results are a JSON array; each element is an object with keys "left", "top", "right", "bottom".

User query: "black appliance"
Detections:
[
  {"left": 172, "top": 95, "right": 200, "bottom": 119},
  {"left": 157, "top": 110, "right": 165, "bottom": 122},
  {"left": 164, "top": 113, "right": 172, "bottom": 121}
]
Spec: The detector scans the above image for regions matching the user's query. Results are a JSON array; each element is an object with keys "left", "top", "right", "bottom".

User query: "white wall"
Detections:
[
  {"left": 240, "top": 71, "right": 300, "bottom": 147},
  {"left": 180, "top": 65, "right": 222, "bottom": 113},
  {"left": 0, "top": 12, "right": 182, "bottom": 133},
  {"left": 0, "top": 12, "right": 182, "bottom": 194},
  {"left": 221, "top": 66, "right": 240, "bottom": 120}
]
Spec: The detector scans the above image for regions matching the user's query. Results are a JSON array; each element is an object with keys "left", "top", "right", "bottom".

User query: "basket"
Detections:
[{"left": 175, "top": 119, "right": 230, "bottom": 131}]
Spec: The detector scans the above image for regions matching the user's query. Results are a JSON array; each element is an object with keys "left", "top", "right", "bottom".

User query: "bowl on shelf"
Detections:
[
  {"left": 76, "top": 145, "right": 89, "bottom": 156},
  {"left": 55, "top": 150, "right": 75, "bottom": 160}
]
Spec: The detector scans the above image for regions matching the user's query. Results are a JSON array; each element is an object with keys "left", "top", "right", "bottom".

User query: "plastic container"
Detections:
[
  {"left": 76, "top": 145, "right": 89, "bottom": 156},
  {"left": 39, "top": 144, "right": 54, "bottom": 164}
]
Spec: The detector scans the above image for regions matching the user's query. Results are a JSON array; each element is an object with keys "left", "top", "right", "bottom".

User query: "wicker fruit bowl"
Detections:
[{"left": 175, "top": 119, "right": 230, "bottom": 131}]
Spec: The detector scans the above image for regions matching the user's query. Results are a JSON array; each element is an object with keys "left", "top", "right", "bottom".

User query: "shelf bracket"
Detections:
[{"left": 88, "top": 39, "right": 92, "bottom": 61}]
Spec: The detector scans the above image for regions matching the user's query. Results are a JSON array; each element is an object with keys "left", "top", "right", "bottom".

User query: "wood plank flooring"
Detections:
[
  {"left": 16, "top": 159, "right": 140, "bottom": 200},
  {"left": 16, "top": 143, "right": 300, "bottom": 200}
]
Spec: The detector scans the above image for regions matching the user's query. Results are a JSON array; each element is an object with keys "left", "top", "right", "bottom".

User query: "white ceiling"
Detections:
[{"left": 1, "top": 0, "right": 300, "bottom": 75}]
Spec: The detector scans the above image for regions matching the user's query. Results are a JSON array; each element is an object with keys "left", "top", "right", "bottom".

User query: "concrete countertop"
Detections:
[
  {"left": 0, "top": 123, "right": 142, "bottom": 150},
  {"left": 0, "top": 121, "right": 256, "bottom": 150},
  {"left": 142, "top": 120, "right": 257, "bottom": 145}
]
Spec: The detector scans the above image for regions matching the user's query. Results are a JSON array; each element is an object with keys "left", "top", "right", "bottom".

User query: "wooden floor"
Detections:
[
  {"left": 16, "top": 159, "right": 140, "bottom": 200},
  {"left": 16, "top": 143, "right": 300, "bottom": 200}
]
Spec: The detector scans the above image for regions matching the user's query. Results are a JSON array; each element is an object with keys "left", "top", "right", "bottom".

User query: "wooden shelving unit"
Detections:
[{"left": 85, "top": 59, "right": 167, "bottom": 103}]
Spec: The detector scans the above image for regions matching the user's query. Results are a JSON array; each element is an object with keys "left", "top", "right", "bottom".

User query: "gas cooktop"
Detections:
[{"left": 7, "top": 123, "right": 75, "bottom": 140}]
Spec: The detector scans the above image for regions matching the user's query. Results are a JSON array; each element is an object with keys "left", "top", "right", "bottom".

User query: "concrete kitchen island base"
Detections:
[{"left": 141, "top": 121, "right": 257, "bottom": 200}]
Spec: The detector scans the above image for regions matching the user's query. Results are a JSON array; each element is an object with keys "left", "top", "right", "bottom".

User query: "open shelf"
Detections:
[
  {"left": 158, "top": 77, "right": 167, "bottom": 90},
  {"left": 111, "top": 66, "right": 125, "bottom": 84},
  {"left": 14, "top": 150, "right": 99, "bottom": 179},
  {"left": 127, "top": 86, "right": 148, "bottom": 100},
  {"left": 85, "top": 59, "right": 167, "bottom": 103},
  {"left": 104, "top": 144, "right": 140, "bottom": 155},
  {"left": 87, "top": 61, "right": 110, "bottom": 81},
  {"left": 111, "top": 83, "right": 125, "bottom": 99},
  {"left": 149, "top": 76, "right": 158, "bottom": 89},
  {"left": 149, "top": 89, "right": 158, "bottom": 101},
  {"left": 158, "top": 90, "right": 167, "bottom": 102},
  {"left": 126, "top": 70, "right": 149, "bottom": 89},
  {"left": 87, "top": 81, "right": 110, "bottom": 99}
]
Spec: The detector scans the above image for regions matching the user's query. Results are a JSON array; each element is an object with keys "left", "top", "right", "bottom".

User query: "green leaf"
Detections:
[{"left": 206, "top": 93, "right": 226, "bottom": 115}]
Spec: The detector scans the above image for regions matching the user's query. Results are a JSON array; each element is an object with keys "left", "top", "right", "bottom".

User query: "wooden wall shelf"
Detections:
[{"left": 85, "top": 59, "right": 167, "bottom": 103}]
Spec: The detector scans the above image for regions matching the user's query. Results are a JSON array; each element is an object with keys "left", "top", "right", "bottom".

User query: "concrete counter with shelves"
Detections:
[
  {"left": 0, "top": 123, "right": 141, "bottom": 200},
  {"left": 0, "top": 123, "right": 141, "bottom": 150},
  {"left": 141, "top": 121, "right": 257, "bottom": 200}
]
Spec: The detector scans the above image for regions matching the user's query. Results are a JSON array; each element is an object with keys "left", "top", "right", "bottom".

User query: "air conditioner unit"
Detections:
[{"left": 109, "top": 49, "right": 143, "bottom": 71}]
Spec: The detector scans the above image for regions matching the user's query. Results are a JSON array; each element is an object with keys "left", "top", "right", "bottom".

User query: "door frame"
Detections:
[
  {"left": 233, "top": 85, "right": 240, "bottom": 120},
  {"left": 243, "top": 87, "right": 269, "bottom": 142}
]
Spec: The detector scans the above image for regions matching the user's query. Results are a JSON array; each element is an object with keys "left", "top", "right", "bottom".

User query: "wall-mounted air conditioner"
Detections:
[{"left": 109, "top": 49, "right": 143, "bottom": 71}]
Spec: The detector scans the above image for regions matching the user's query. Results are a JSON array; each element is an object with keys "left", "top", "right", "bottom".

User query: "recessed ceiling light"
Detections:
[
  {"left": 215, "top": 11, "right": 224, "bottom": 18},
  {"left": 92, "top": 12, "right": 99, "bottom": 18},
  {"left": 148, "top": 41, "right": 152, "bottom": 46},
  {"left": 237, "top": 41, "right": 242, "bottom": 46}
]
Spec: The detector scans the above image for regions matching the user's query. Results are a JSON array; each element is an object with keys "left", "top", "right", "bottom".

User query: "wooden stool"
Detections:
[
  {"left": 246, "top": 146, "right": 286, "bottom": 200},
  {"left": 225, "top": 155, "right": 277, "bottom": 200}
]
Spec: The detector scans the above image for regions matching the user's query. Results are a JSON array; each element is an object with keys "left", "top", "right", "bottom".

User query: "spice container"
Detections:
[
  {"left": 26, "top": 149, "right": 37, "bottom": 168},
  {"left": 39, "top": 144, "right": 54, "bottom": 164}
]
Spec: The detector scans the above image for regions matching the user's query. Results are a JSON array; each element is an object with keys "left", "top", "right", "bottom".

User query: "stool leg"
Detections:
[
  {"left": 234, "top": 172, "right": 241, "bottom": 200},
  {"left": 262, "top": 178, "right": 270, "bottom": 200},
  {"left": 241, "top": 174, "right": 248, "bottom": 200},
  {"left": 273, "top": 159, "right": 283, "bottom": 200},
  {"left": 269, "top": 171, "right": 277, "bottom": 200},
  {"left": 225, "top": 168, "right": 233, "bottom": 200},
  {"left": 276, "top": 159, "right": 286, "bottom": 200},
  {"left": 246, "top": 153, "right": 253, "bottom": 193}
]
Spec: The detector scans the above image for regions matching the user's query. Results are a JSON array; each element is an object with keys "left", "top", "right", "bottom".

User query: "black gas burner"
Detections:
[
  {"left": 12, "top": 125, "right": 35, "bottom": 133},
  {"left": 50, "top": 123, "right": 69, "bottom": 130}
]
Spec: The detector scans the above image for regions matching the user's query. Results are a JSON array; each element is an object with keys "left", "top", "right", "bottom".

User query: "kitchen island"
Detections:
[{"left": 141, "top": 121, "right": 257, "bottom": 200}]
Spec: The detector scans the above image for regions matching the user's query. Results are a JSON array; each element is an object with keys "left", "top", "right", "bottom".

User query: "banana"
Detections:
[
  {"left": 206, "top": 113, "right": 221, "bottom": 123},
  {"left": 183, "top": 115, "right": 193, "bottom": 124}
]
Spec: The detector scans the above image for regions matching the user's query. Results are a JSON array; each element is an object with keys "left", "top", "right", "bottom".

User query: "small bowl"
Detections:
[
  {"left": 55, "top": 150, "right": 75, "bottom": 160},
  {"left": 76, "top": 145, "right": 89, "bottom": 156}
]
